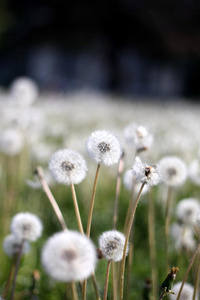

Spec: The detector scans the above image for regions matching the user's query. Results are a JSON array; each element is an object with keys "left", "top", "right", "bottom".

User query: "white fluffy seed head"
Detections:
[
  {"left": 176, "top": 198, "right": 200, "bottom": 225},
  {"left": 49, "top": 149, "right": 87, "bottom": 185},
  {"left": 99, "top": 230, "right": 129, "bottom": 262},
  {"left": 41, "top": 231, "right": 97, "bottom": 282},
  {"left": 0, "top": 128, "right": 24, "bottom": 156},
  {"left": 3, "top": 234, "right": 31, "bottom": 257},
  {"left": 123, "top": 169, "right": 149, "bottom": 195},
  {"left": 124, "top": 123, "right": 153, "bottom": 152},
  {"left": 188, "top": 159, "right": 200, "bottom": 186},
  {"left": 86, "top": 130, "right": 123, "bottom": 166},
  {"left": 10, "top": 77, "right": 38, "bottom": 106},
  {"left": 10, "top": 212, "right": 43, "bottom": 241},
  {"left": 132, "top": 156, "right": 161, "bottom": 186},
  {"left": 170, "top": 223, "right": 196, "bottom": 253},
  {"left": 169, "top": 282, "right": 198, "bottom": 300},
  {"left": 159, "top": 156, "right": 187, "bottom": 187}
]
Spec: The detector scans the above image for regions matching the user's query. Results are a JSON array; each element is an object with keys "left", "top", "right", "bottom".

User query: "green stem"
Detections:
[{"left": 165, "top": 186, "right": 172, "bottom": 273}]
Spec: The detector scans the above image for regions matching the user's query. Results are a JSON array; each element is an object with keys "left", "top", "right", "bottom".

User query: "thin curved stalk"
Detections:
[
  {"left": 71, "top": 281, "right": 79, "bottom": 300},
  {"left": 70, "top": 183, "right": 84, "bottom": 234},
  {"left": 10, "top": 239, "right": 25, "bottom": 300},
  {"left": 165, "top": 186, "right": 172, "bottom": 273},
  {"left": 193, "top": 252, "right": 200, "bottom": 300},
  {"left": 36, "top": 166, "right": 68, "bottom": 231},
  {"left": 2, "top": 256, "right": 17, "bottom": 299},
  {"left": 148, "top": 187, "right": 157, "bottom": 300},
  {"left": 120, "top": 182, "right": 146, "bottom": 300},
  {"left": 103, "top": 260, "right": 111, "bottom": 300},
  {"left": 177, "top": 240, "right": 200, "bottom": 300}
]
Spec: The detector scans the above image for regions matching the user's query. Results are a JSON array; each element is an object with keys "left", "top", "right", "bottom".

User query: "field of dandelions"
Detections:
[{"left": 0, "top": 77, "right": 200, "bottom": 300}]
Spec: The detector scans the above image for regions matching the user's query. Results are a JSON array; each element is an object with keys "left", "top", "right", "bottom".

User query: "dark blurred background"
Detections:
[{"left": 1, "top": 0, "right": 200, "bottom": 98}]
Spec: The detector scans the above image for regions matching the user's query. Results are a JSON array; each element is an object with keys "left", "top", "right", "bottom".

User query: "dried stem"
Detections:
[
  {"left": 126, "top": 229, "right": 134, "bottom": 300},
  {"left": 148, "top": 187, "right": 157, "bottom": 300},
  {"left": 112, "top": 262, "right": 117, "bottom": 300},
  {"left": 159, "top": 291, "right": 167, "bottom": 300},
  {"left": 70, "top": 183, "right": 84, "bottom": 234},
  {"left": 193, "top": 252, "right": 200, "bottom": 300},
  {"left": 103, "top": 260, "right": 111, "bottom": 300},
  {"left": 176, "top": 240, "right": 200, "bottom": 300},
  {"left": 120, "top": 182, "right": 146, "bottom": 300},
  {"left": 165, "top": 186, "right": 172, "bottom": 273},
  {"left": 71, "top": 281, "right": 79, "bottom": 300},
  {"left": 2, "top": 256, "right": 17, "bottom": 299},
  {"left": 113, "top": 152, "right": 125, "bottom": 229},
  {"left": 36, "top": 166, "right": 68, "bottom": 231},
  {"left": 10, "top": 239, "right": 25, "bottom": 300}
]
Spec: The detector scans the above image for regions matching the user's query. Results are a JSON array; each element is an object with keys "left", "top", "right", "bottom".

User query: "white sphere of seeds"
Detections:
[
  {"left": 159, "top": 156, "right": 187, "bottom": 187},
  {"left": 124, "top": 123, "right": 153, "bottom": 151},
  {"left": 10, "top": 77, "right": 38, "bottom": 106},
  {"left": 169, "top": 282, "right": 198, "bottom": 300},
  {"left": 3, "top": 234, "right": 30, "bottom": 257},
  {"left": 11, "top": 212, "right": 43, "bottom": 241},
  {"left": 0, "top": 128, "right": 24, "bottom": 156},
  {"left": 49, "top": 149, "right": 87, "bottom": 185},
  {"left": 86, "top": 130, "right": 122, "bottom": 166},
  {"left": 41, "top": 231, "right": 97, "bottom": 282},
  {"left": 99, "top": 230, "right": 129, "bottom": 262},
  {"left": 176, "top": 198, "right": 200, "bottom": 225},
  {"left": 188, "top": 159, "right": 200, "bottom": 186}
]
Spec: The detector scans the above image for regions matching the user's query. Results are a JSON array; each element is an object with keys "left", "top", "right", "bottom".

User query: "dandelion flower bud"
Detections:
[
  {"left": 41, "top": 231, "right": 97, "bottom": 282},
  {"left": 169, "top": 282, "right": 198, "bottom": 300},
  {"left": 49, "top": 149, "right": 87, "bottom": 185},
  {"left": 176, "top": 198, "right": 200, "bottom": 226},
  {"left": 3, "top": 234, "right": 31, "bottom": 257},
  {"left": 98, "top": 230, "right": 129, "bottom": 262},
  {"left": 159, "top": 156, "right": 187, "bottom": 187},
  {"left": 132, "top": 157, "right": 161, "bottom": 186},
  {"left": 86, "top": 130, "right": 122, "bottom": 166},
  {"left": 11, "top": 212, "right": 43, "bottom": 241},
  {"left": 10, "top": 77, "right": 38, "bottom": 106},
  {"left": 0, "top": 128, "right": 24, "bottom": 156},
  {"left": 124, "top": 123, "right": 153, "bottom": 152}
]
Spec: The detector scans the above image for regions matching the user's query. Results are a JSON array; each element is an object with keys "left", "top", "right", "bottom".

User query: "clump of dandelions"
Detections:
[
  {"left": 132, "top": 156, "right": 161, "bottom": 186},
  {"left": 10, "top": 212, "right": 43, "bottom": 242},
  {"left": 49, "top": 149, "right": 87, "bottom": 185},
  {"left": 41, "top": 231, "right": 97, "bottom": 282},
  {"left": 86, "top": 130, "right": 122, "bottom": 166},
  {"left": 176, "top": 198, "right": 200, "bottom": 226},
  {"left": 124, "top": 123, "right": 153, "bottom": 153},
  {"left": 169, "top": 282, "right": 198, "bottom": 300},
  {"left": 3, "top": 234, "right": 30, "bottom": 257},
  {"left": 99, "top": 230, "right": 129, "bottom": 262},
  {"left": 159, "top": 156, "right": 187, "bottom": 187}
]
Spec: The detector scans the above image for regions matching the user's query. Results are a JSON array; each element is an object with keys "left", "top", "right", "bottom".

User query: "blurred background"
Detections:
[{"left": 1, "top": 0, "right": 200, "bottom": 98}]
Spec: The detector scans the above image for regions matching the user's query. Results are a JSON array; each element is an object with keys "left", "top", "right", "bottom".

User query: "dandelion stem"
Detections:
[
  {"left": 112, "top": 262, "right": 117, "bottom": 300},
  {"left": 86, "top": 163, "right": 101, "bottom": 237},
  {"left": 10, "top": 239, "right": 25, "bottom": 300},
  {"left": 36, "top": 166, "right": 68, "bottom": 231},
  {"left": 126, "top": 229, "right": 134, "bottom": 300},
  {"left": 2, "top": 255, "right": 17, "bottom": 299},
  {"left": 71, "top": 281, "right": 79, "bottom": 300},
  {"left": 113, "top": 152, "right": 125, "bottom": 229},
  {"left": 176, "top": 240, "right": 200, "bottom": 300},
  {"left": 159, "top": 291, "right": 167, "bottom": 300},
  {"left": 103, "top": 260, "right": 111, "bottom": 300},
  {"left": 70, "top": 183, "right": 84, "bottom": 234},
  {"left": 148, "top": 187, "right": 157, "bottom": 300},
  {"left": 193, "top": 252, "right": 200, "bottom": 300},
  {"left": 123, "top": 178, "right": 135, "bottom": 234},
  {"left": 165, "top": 186, "right": 172, "bottom": 273},
  {"left": 120, "top": 182, "right": 146, "bottom": 300}
]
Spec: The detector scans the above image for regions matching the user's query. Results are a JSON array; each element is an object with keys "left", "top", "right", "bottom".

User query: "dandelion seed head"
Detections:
[
  {"left": 170, "top": 223, "right": 196, "bottom": 252},
  {"left": 123, "top": 169, "right": 149, "bottom": 194},
  {"left": 99, "top": 230, "right": 129, "bottom": 262},
  {"left": 124, "top": 123, "right": 153, "bottom": 152},
  {"left": 11, "top": 212, "right": 43, "bottom": 241},
  {"left": 188, "top": 159, "right": 200, "bottom": 186},
  {"left": 86, "top": 130, "right": 122, "bottom": 166},
  {"left": 49, "top": 149, "right": 87, "bottom": 185},
  {"left": 176, "top": 198, "right": 200, "bottom": 225},
  {"left": 41, "top": 231, "right": 97, "bottom": 282},
  {"left": 159, "top": 156, "right": 187, "bottom": 187},
  {"left": 0, "top": 128, "right": 24, "bottom": 156},
  {"left": 169, "top": 282, "right": 198, "bottom": 300},
  {"left": 10, "top": 77, "right": 38, "bottom": 106},
  {"left": 132, "top": 157, "right": 161, "bottom": 186},
  {"left": 3, "top": 234, "right": 30, "bottom": 257}
]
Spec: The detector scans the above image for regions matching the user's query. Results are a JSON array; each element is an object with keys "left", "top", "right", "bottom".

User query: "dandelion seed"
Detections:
[
  {"left": 10, "top": 212, "right": 43, "bottom": 242},
  {"left": 41, "top": 231, "right": 97, "bottom": 282},
  {"left": 99, "top": 230, "right": 129, "bottom": 262},
  {"left": 3, "top": 234, "right": 30, "bottom": 257},
  {"left": 86, "top": 130, "right": 122, "bottom": 166},
  {"left": 132, "top": 157, "right": 161, "bottom": 186},
  {"left": 124, "top": 123, "right": 153, "bottom": 152},
  {"left": 169, "top": 282, "right": 198, "bottom": 300},
  {"left": 176, "top": 198, "right": 200, "bottom": 226},
  {"left": 159, "top": 156, "right": 187, "bottom": 187},
  {"left": 49, "top": 149, "right": 87, "bottom": 185}
]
